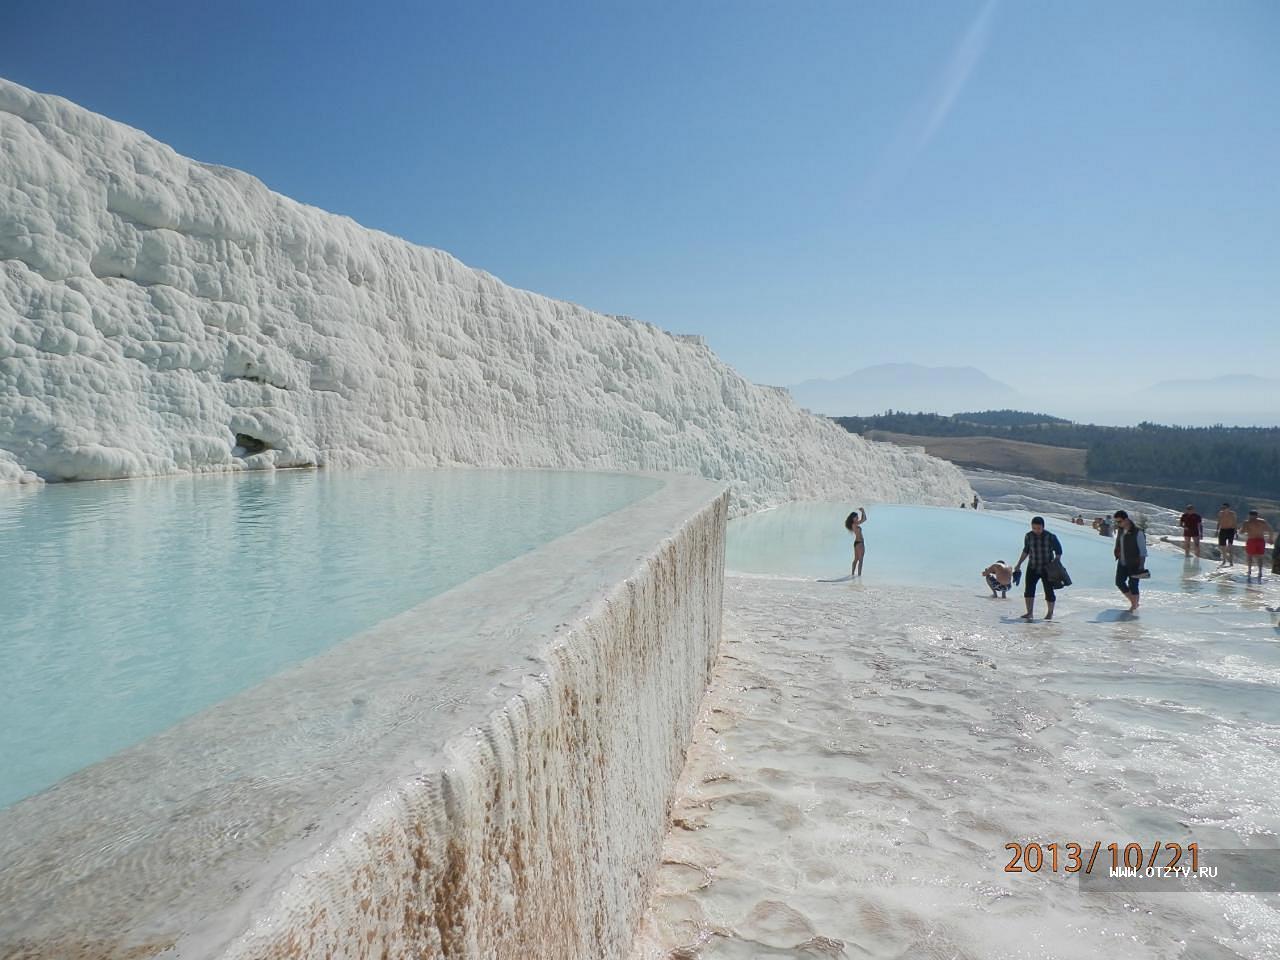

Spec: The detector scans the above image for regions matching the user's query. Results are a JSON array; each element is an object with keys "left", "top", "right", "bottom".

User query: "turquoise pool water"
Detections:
[
  {"left": 0, "top": 469, "right": 661, "bottom": 808},
  {"left": 724, "top": 502, "right": 1280, "bottom": 956},
  {"left": 727, "top": 502, "right": 1142, "bottom": 590}
]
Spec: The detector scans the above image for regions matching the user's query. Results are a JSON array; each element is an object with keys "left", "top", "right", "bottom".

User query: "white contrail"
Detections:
[
  {"left": 919, "top": 0, "right": 998, "bottom": 150},
  {"left": 859, "top": 0, "right": 999, "bottom": 203}
]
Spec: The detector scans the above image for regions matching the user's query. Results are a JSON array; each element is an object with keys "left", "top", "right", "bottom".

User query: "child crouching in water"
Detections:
[{"left": 982, "top": 561, "right": 1012, "bottom": 598}]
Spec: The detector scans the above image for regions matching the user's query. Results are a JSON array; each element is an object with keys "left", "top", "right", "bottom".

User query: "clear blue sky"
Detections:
[{"left": 3, "top": 0, "right": 1277, "bottom": 413}]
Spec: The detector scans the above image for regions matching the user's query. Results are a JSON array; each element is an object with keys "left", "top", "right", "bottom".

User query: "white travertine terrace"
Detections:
[
  {"left": 0, "top": 74, "right": 975, "bottom": 959},
  {"left": 0, "top": 474, "right": 727, "bottom": 959},
  {"left": 0, "top": 78, "right": 973, "bottom": 511}
]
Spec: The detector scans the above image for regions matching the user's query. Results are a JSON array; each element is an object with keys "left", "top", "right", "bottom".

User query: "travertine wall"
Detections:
[
  {"left": 0, "top": 78, "right": 973, "bottom": 512},
  {"left": 200, "top": 491, "right": 728, "bottom": 959}
]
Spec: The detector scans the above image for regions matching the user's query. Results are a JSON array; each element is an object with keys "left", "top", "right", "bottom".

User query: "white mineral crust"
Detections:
[{"left": 0, "top": 78, "right": 971, "bottom": 511}]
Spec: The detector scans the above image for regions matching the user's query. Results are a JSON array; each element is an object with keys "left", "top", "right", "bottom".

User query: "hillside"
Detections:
[
  {"left": 865, "top": 431, "right": 1088, "bottom": 479},
  {"left": 844, "top": 412, "right": 1280, "bottom": 517},
  {"left": 0, "top": 79, "right": 972, "bottom": 513}
]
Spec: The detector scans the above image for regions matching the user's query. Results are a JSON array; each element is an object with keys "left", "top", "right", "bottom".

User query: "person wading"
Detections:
[
  {"left": 1217, "top": 502, "right": 1238, "bottom": 566},
  {"left": 1113, "top": 510, "right": 1148, "bottom": 614},
  {"left": 1179, "top": 504, "right": 1203, "bottom": 559},
  {"left": 1012, "top": 516, "right": 1063, "bottom": 621},
  {"left": 845, "top": 507, "right": 868, "bottom": 577},
  {"left": 1240, "top": 510, "right": 1274, "bottom": 583}
]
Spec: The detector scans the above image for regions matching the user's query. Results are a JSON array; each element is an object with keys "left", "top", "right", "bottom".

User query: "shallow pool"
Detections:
[
  {"left": 0, "top": 468, "right": 661, "bottom": 808},
  {"left": 727, "top": 502, "right": 1154, "bottom": 591}
]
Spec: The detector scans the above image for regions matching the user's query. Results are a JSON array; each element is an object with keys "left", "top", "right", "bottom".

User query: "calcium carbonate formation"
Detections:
[{"left": 0, "top": 78, "right": 971, "bottom": 511}]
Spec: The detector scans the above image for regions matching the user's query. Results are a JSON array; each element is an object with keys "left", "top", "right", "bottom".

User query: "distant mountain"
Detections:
[{"left": 788, "top": 364, "right": 1022, "bottom": 417}]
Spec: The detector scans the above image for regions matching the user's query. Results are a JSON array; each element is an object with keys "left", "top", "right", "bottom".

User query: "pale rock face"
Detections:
[{"left": 0, "top": 78, "right": 972, "bottom": 512}]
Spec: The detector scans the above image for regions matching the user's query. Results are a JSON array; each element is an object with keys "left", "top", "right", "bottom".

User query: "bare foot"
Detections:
[
  {"left": 1019, "top": 613, "right": 1033, "bottom": 620},
  {"left": 1044, "top": 612, "right": 1053, "bottom": 620}
]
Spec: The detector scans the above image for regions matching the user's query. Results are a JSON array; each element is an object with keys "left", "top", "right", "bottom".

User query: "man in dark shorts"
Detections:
[
  {"left": 1217, "top": 503, "right": 1238, "bottom": 566},
  {"left": 1012, "top": 516, "right": 1063, "bottom": 621},
  {"left": 1179, "top": 504, "right": 1202, "bottom": 559}
]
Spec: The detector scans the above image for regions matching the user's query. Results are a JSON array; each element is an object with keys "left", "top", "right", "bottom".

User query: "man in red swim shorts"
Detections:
[{"left": 1239, "top": 510, "right": 1274, "bottom": 583}]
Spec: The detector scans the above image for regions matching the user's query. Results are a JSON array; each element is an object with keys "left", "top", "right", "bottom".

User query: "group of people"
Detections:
[
  {"left": 1180, "top": 502, "right": 1277, "bottom": 582},
  {"left": 846, "top": 500, "right": 1276, "bottom": 616},
  {"left": 979, "top": 505, "right": 1279, "bottom": 620},
  {"left": 981, "top": 512, "right": 1150, "bottom": 619}
]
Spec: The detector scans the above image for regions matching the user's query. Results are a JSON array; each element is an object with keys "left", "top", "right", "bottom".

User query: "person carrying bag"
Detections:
[
  {"left": 1112, "top": 510, "right": 1148, "bottom": 614},
  {"left": 1046, "top": 556, "right": 1072, "bottom": 589},
  {"left": 1013, "top": 516, "right": 1065, "bottom": 621}
]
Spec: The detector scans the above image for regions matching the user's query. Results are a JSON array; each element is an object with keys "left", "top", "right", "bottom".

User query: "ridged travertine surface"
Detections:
[
  {"left": 0, "top": 474, "right": 727, "bottom": 960},
  {"left": 0, "top": 78, "right": 972, "bottom": 512}
]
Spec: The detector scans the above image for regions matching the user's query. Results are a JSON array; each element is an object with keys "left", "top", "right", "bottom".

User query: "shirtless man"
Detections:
[
  {"left": 1217, "top": 502, "right": 1238, "bottom": 566},
  {"left": 982, "top": 561, "right": 1012, "bottom": 598},
  {"left": 1239, "top": 510, "right": 1274, "bottom": 582}
]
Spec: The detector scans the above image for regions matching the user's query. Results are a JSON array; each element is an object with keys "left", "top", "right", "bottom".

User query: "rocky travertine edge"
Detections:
[{"left": 0, "top": 475, "right": 726, "bottom": 960}]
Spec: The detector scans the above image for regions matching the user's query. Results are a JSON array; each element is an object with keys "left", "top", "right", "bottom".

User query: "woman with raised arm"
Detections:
[{"left": 845, "top": 508, "right": 868, "bottom": 577}]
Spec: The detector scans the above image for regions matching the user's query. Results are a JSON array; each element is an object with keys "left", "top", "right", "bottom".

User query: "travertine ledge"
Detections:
[{"left": 0, "top": 474, "right": 728, "bottom": 960}]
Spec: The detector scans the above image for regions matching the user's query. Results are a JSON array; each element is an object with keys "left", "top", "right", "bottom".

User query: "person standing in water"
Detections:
[
  {"left": 1179, "top": 504, "right": 1203, "bottom": 559},
  {"left": 1217, "top": 502, "right": 1238, "bottom": 566},
  {"left": 845, "top": 508, "right": 868, "bottom": 577},
  {"left": 1239, "top": 510, "right": 1274, "bottom": 582},
  {"left": 1012, "top": 516, "right": 1063, "bottom": 621},
  {"left": 1113, "top": 510, "right": 1148, "bottom": 614}
]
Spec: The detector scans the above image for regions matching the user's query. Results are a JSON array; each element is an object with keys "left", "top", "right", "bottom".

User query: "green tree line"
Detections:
[{"left": 835, "top": 412, "right": 1280, "bottom": 499}]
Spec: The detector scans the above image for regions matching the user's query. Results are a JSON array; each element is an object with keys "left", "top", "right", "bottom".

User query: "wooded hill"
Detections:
[{"left": 837, "top": 411, "right": 1280, "bottom": 515}]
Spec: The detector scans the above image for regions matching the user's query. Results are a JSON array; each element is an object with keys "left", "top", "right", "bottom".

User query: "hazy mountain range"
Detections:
[
  {"left": 787, "top": 364, "right": 1279, "bottom": 427},
  {"left": 788, "top": 365, "right": 1023, "bottom": 417}
]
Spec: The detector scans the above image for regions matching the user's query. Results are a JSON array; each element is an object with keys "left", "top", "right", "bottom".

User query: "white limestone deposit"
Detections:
[
  {"left": 632, "top": 575, "right": 1280, "bottom": 959},
  {"left": 0, "top": 78, "right": 971, "bottom": 511},
  {"left": 0, "top": 475, "right": 728, "bottom": 959}
]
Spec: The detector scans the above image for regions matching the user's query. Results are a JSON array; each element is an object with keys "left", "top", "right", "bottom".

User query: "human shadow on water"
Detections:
[
  {"left": 1091, "top": 609, "right": 1139, "bottom": 623},
  {"left": 1181, "top": 568, "right": 1205, "bottom": 594}
]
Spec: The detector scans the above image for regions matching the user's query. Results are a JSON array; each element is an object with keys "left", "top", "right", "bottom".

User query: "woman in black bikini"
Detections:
[{"left": 845, "top": 508, "right": 868, "bottom": 577}]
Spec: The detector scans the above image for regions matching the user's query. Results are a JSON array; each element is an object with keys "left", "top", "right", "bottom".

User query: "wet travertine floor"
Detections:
[{"left": 631, "top": 575, "right": 1280, "bottom": 960}]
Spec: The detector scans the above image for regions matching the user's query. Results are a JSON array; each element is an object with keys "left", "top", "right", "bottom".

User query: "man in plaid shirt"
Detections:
[{"left": 1012, "top": 516, "right": 1064, "bottom": 621}]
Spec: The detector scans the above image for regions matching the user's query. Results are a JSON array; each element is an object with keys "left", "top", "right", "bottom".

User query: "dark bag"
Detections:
[{"left": 1045, "top": 558, "right": 1072, "bottom": 589}]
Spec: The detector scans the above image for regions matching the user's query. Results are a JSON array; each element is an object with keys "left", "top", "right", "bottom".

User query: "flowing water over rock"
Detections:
[{"left": 634, "top": 573, "right": 1280, "bottom": 959}]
